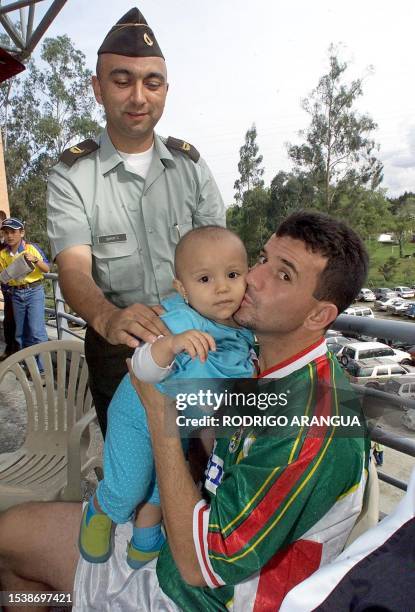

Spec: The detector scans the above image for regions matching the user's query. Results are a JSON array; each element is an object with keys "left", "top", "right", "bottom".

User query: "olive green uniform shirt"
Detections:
[{"left": 47, "top": 130, "right": 225, "bottom": 307}]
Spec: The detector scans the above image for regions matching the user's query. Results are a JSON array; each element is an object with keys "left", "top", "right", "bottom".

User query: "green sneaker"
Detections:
[
  {"left": 126, "top": 538, "right": 163, "bottom": 570},
  {"left": 78, "top": 502, "right": 114, "bottom": 564}
]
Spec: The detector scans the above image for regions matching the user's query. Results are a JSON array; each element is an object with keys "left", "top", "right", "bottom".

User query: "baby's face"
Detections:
[{"left": 178, "top": 236, "right": 248, "bottom": 323}]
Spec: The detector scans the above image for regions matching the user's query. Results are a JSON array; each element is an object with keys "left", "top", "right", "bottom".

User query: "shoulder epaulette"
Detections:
[
  {"left": 59, "top": 139, "right": 99, "bottom": 167},
  {"left": 165, "top": 137, "right": 200, "bottom": 163}
]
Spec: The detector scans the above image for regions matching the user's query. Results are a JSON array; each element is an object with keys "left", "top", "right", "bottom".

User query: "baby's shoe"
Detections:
[
  {"left": 78, "top": 498, "right": 114, "bottom": 563},
  {"left": 126, "top": 528, "right": 166, "bottom": 570}
]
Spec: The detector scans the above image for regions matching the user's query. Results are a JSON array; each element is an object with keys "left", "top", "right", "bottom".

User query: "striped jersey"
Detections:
[{"left": 156, "top": 339, "right": 369, "bottom": 611}]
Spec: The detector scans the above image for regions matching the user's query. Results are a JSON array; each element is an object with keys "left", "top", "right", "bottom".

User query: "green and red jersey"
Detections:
[{"left": 157, "top": 339, "right": 369, "bottom": 611}]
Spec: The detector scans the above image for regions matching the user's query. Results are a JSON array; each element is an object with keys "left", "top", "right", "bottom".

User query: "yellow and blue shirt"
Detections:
[{"left": 0, "top": 240, "right": 49, "bottom": 286}]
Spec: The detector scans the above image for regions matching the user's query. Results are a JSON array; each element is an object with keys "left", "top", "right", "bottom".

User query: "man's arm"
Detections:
[
  {"left": 56, "top": 245, "right": 169, "bottom": 347},
  {"left": 129, "top": 372, "right": 207, "bottom": 586},
  {"left": 193, "top": 157, "right": 226, "bottom": 227}
]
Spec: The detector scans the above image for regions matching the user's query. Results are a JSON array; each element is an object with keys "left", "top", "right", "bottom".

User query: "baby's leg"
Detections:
[
  {"left": 80, "top": 375, "right": 161, "bottom": 564},
  {"left": 127, "top": 474, "right": 165, "bottom": 569},
  {"left": 96, "top": 374, "right": 157, "bottom": 523}
]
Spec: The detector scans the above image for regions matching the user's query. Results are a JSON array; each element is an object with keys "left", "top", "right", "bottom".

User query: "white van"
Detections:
[
  {"left": 343, "top": 306, "right": 375, "bottom": 318},
  {"left": 338, "top": 342, "right": 412, "bottom": 366}
]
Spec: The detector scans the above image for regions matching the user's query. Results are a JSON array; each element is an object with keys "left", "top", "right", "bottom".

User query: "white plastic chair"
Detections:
[{"left": 0, "top": 340, "right": 102, "bottom": 510}]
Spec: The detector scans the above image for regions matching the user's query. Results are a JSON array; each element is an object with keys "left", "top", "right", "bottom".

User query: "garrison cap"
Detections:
[
  {"left": 1, "top": 217, "right": 24, "bottom": 230},
  {"left": 98, "top": 8, "right": 164, "bottom": 59}
]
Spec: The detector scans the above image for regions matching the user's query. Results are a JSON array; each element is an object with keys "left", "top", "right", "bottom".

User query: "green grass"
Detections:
[{"left": 366, "top": 239, "right": 415, "bottom": 286}]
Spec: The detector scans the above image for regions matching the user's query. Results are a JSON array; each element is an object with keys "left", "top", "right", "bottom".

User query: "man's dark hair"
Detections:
[{"left": 275, "top": 210, "right": 369, "bottom": 314}]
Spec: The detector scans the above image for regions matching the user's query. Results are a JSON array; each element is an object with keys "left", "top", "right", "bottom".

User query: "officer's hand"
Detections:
[{"left": 103, "top": 303, "right": 169, "bottom": 348}]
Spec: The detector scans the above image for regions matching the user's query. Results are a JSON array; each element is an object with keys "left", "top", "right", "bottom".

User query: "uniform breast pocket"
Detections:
[
  {"left": 171, "top": 220, "right": 193, "bottom": 245},
  {"left": 92, "top": 241, "right": 144, "bottom": 293}
]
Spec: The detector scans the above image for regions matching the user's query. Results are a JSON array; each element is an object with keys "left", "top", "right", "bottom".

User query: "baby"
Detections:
[{"left": 79, "top": 226, "right": 255, "bottom": 568}]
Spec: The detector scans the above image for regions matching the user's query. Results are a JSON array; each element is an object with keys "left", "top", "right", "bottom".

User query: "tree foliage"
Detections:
[
  {"left": 1, "top": 35, "right": 102, "bottom": 252},
  {"left": 287, "top": 48, "right": 383, "bottom": 213},
  {"left": 378, "top": 257, "right": 399, "bottom": 282},
  {"left": 234, "top": 124, "right": 264, "bottom": 203},
  {"left": 388, "top": 192, "right": 415, "bottom": 258},
  {"left": 227, "top": 187, "right": 271, "bottom": 263},
  {"left": 268, "top": 171, "right": 315, "bottom": 229}
]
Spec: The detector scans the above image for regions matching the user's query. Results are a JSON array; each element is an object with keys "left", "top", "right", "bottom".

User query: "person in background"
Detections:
[
  {"left": 0, "top": 217, "right": 49, "bottom": 375},
  {"left": 47, "top": 7, "right": 225, "bottom": 437},
  {"left": 372, "top": 442, "right": 384, "bottom": 467},
  {"left": 0, "top": 209, "right": 19, "bottom": 360}
]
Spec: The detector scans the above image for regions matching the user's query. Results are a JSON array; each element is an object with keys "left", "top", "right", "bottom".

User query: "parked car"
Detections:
[
  {"left": 405, "top": 303, "right": 415, "bottom": 319},
  {"left": 342, "top": 306, "right": 374, "bottom": 318},
  {"left": 326, "top": 336, "right": 355, "bottom": 356},
  {"left": 384, "top": 375, "right": 415, "bottom": 405},
  {"left": 402, "top": 409, "right": 415, "bottom": 431},
  {"left": 344, "top": 358, "right": 410, "bottom": 388},
  {"left": 325, "top": 329, "right": 343, "bottom": 338},
  {"left": 337, "top": 341, "right": 413, "bottom": 366},
  {"left": 374, "top": 288, "right": 397, "bottom": 300},
  {"left": 386, "top": 298, "right": 407, "bottom": 315},
  {"left": 374, "top": 296, "right": 399, "bottom": 311},
  {"left": 357, "top": 288, "right": 376, "bottom": 302},
  {"left": 394, "top": 286, "right": 415, "bottom": 299}
]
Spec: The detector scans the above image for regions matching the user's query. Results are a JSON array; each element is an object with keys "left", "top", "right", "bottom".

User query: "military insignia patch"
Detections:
[
  {"left": 144, "top": 32, "right": 154, "bottom": 46},
  {"left": 165, "top": 136, "right": 200, "bottom": 163},
  {"left": 60, "top": 139, "right": 99, "bottom": 167}
]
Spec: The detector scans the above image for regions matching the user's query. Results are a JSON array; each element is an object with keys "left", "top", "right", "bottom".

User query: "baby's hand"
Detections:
[{"left": 170, "top": 331, "right": 216, "bottom": 363}]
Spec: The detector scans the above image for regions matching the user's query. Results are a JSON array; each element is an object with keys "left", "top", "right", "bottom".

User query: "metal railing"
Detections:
[
  {"left": 1, "top": 283, "right": 414, "bottom": 494},
  {"left": 44, "top": 272, "right": 86, "bottom": 341},
  {"left": 334, "top": 313, "right": 415, "bottom": 493}
]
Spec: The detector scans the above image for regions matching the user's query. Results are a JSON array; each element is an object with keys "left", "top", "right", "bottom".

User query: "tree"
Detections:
[
  {"left": 388, "top": 193, "right": 415, "bottom": 258},
  {"left": 1, "top": 35, "right": 102, "bottom": 252},
  {"left": 287, "top": 47, "right": 383, "bottom": 213},
  {"left": 268, "top": 171, "right": 315, "bottom": 230},
  {"left": 332, "top": 186, "right": 392, "bottom": 239},
  {"left": 227, "top": 187, "right": 271, "bottom": 263},
  {"left": 234, "top": 124, "right": 264, "bottom": 203},
  {"left": 378, "top": 257, "right": 399, "bottom": 282}
]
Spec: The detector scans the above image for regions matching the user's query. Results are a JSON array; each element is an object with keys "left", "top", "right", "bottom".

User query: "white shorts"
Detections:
[{"left": 73, "top": 521, "right": 180, "bottom": 611}]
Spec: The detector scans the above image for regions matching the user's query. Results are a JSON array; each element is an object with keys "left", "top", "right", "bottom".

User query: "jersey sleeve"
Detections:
[
  {"left": 193, "top": 431, "right": 365, "bottom": 588},
  {"left": 47, "top": 166, "right": 92, "bottom": 259}
]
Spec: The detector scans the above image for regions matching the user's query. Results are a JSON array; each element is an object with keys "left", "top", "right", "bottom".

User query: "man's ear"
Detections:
[
  {"left": 91, "top": 75, "right": 103, "bottom": 105},
  {"left": 173, "top": 278, "right": 185, "bottom": 297},
  {"left": 305, "top": 302, "right": 338, "bottom": 333}
]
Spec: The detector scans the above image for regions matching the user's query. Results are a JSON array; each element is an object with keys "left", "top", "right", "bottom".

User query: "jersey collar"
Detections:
[
  {"left": 4, "top": 239, "right": 25, "bottom": 255},
  {"left": 259, "top": 338, "right": 327, "bottom": 379}
]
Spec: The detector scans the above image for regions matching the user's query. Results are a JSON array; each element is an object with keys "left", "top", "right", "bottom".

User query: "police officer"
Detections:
[{"left": 47, "top": 8, "right": 225, "bottom": 436}]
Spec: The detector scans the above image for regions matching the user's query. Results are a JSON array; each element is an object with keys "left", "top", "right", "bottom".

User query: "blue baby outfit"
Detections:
[{"left": 96, "top": 293, "right": 254, "bottom": 524}]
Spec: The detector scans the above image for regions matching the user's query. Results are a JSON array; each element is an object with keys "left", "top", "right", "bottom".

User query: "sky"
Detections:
[{"left": 4, "top": 0, "right": 415, "bottom": 205}]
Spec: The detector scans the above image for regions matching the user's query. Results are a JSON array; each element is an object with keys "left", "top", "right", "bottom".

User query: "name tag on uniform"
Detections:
[{"left": 97, "top": 234, "right": 127, "bottom": 244}]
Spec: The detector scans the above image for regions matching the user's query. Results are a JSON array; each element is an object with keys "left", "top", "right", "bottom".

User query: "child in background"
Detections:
[
  {"left": 79, "top": 226, "right": 255, "bottom": 569},
  {"left": 0, "top": 218, "right": 49, "bottom": 374},
  {"left": 0, "top": 210, "right": 19, "bottom": 360}
]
